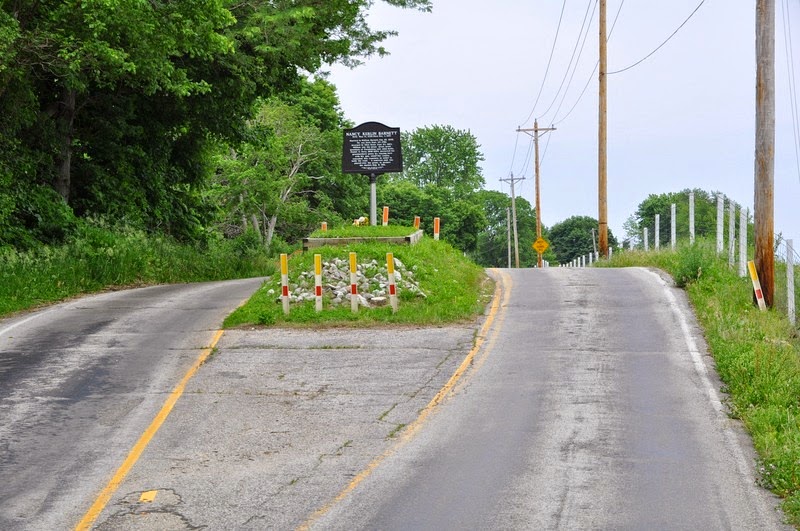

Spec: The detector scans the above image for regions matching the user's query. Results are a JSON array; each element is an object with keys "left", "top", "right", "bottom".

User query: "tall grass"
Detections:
[
  {"left": 603, "top": 240, "right": 800, "bottom": 526},
  {"left": 0, "top": 222, "right": 275, "bottom": 316}
]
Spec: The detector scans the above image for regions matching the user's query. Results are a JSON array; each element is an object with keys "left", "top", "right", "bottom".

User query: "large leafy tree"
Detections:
[
  {"left": 549, "top": 215, "right": 617, "bottom": 264},
  {"left": 0, "top": 0, "right": 432, "bottom": 246},
  {"left": 382, "top": 125, "right": 487, "bottom": 254},
  {"left": 397, "top": 125, "right": 485, "bottom": 196}
]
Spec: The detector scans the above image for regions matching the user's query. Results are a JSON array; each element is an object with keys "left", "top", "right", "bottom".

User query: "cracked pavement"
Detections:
[{"left": 93, "top": 326, "right": 477, "bottom": 530}]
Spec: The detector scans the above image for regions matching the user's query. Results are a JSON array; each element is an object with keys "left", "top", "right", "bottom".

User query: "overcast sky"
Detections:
[{"left": 328, "top": 1, "right": 800, "bottom": 248}]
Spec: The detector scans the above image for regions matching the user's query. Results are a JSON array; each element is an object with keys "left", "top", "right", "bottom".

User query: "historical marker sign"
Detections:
[{"left": 342, "top": 122, "right": 403, "bottom": 175}]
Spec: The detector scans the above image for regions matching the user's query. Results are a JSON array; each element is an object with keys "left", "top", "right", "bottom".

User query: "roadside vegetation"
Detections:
[
  {"left": 600, "top": 241, "right": 800, "bottom": 526},
  {"left": 224, "top": 235, "right": 491, "bottom": 328},
  {"left": 0, "top": 220, "right": 274, "bottom": 317}
]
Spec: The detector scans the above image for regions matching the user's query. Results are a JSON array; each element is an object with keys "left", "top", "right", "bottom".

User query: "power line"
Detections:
[
  {"left": 546, "top": 0, "right": 599, "bottom": 124},
  {"left": 552, "top": 0, "right": 625, "bottom": 126},
  {"left": 781, "top": 0, "right": 800, "bottom": 184},
  {"left": 607, "top": 0, "right": 706, "bottom": 75},
  {"left": 536, "top": 0, "right": 596, "bottom": 122},
  {"left": 520, "top": 0, "right": 568, "bottom": 126}
]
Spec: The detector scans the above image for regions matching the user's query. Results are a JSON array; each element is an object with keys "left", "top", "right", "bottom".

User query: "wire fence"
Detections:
[{"left": 573, "top": 192, "right": 798, "bottom": 327}]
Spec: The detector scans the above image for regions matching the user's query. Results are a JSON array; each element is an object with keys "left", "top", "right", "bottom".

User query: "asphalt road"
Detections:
[
  {"left": 0, "top": 279, "right": 264, "bottom": 530},
  {"left": 0, "top": 268, "right": 790, "bottom": 530}
]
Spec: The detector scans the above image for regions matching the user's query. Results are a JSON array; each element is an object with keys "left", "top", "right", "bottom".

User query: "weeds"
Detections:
[{"left": 0, "top": 220, "right": 275, "bottom": 316}]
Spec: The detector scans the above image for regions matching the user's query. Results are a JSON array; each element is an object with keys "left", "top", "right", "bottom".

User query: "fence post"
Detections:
[
  {"left": 589, "top": 252, "right": 593, "bottom": 265},
  {"left": 789, "top": 240, "right": 796, "bottom": 326},
  {"left": 739, "top": 207, "right": 747, "bottom": 277},
  {"left": 671, "top": 203, "right": 676, "bottom": 250},
  {"left": 349, "top": 252, "right": 359, "bottom": 313},
  {"left": 280, "top": 253, "right": 290, "bottom": 315},
  {"left": 433, "top": 217, "right": 440, "bottom": 240},
  {"left": 314, "top": 254, "right": 323, "bottom": 313},
  {"left": 728, "top": 202, "right": 736, "bottom": 267},
  {"left": 382, "top": 206, "right": 389, "bottom": 226},
  {"left": 689, "top": 191, "right": 695, "bottom": 245},
  {"left": 716, "top": 195, "right": 724, "bottom": 255},
  {"left": 655, "top": 214, "right": 660, "bottom": 250},
  {"left": 644, "top": 227, "right": 649, "bottom": 252}
]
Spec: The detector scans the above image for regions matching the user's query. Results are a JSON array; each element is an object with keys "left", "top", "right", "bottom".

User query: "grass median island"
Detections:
[
  {"left": 600, "top": 243, "right": 800, "bottom": 526},
  {"left": 224, "top": 236, "right": 492, "bottom": 328}
]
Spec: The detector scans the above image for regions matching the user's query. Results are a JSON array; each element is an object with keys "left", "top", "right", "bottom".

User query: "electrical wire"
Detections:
[
  {"left": 546, "top": 0, "right": 599, "bottom": 124},
  {"left": 507, "top": 132, "right": 520, "bottom": 177},
  {"left": 520, "top": 0, "right": 568, "bottom": 126},
  {"left": 552, "top": 0, "right": 625, "bottom": 126},
  {"left": 536, "top": 0, "right": 596, "bottom": 123},
  {"left": 781, "top": 0, "right": 800, "bottom": 184},
  {"left": 607, "top": 0, "right": 706, "bottom": 75}
]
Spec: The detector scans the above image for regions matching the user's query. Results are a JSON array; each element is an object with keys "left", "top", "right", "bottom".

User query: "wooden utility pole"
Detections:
[
  {"left": 507, "top": 207, "right": 512, "bottom": 268},
  {"left": 598, "top": 0, "right": 609, "bottom": 259},
  {"left": 500, "top": 173, "right": 524, "bottom": 268},
  {"left": 755, "top": 0, "right": 775, "bottom": 307},
  {"left": 517, "top": 120, "right": 555, "bottom": 267}
]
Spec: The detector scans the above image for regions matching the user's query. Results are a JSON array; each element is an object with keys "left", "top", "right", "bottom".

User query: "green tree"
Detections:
[
  {"left": 631, "top": 189, "right": 744, "bottom": 249},
  {"left": 0, "top": 0, "right": 432, "bottom": 247},
  {"left": 549, "top": 215, "right": 617, "bottom": 264},
  {"left": 397, "top": 125, "right": 485, "bottom": 196}
]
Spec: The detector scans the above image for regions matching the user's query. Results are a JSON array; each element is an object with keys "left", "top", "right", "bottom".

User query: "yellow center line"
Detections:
[
  {"left": 297, "top": 269, "right": 512, "bottom": 530},
  {"left": 75, "top": 329, "right": 225, "bottom": 531}
]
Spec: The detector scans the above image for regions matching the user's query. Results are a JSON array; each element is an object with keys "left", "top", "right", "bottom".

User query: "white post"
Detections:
[
  {"left": 644, "top": 227, "right": 649, "bottom": 252},
  {"left": 689, "top": 191, "right": 695, "bottom": 245},
  {"left": 314, "top": 254, "right": 323, "bottom": 312},
  {"left": 739, "top": 207, "right": 748, "bottom": 277},
  {"left": 788, "top": 240, "right": 796, "bottom": 326},
  {"left": 728, "top": 202, "right": 736, "bottom": 267},
  {"left": 349, "top": 252, "right": 359, "bottom": 313},
  {"left": 716, "top": 194, "right": 724, "bottom": 255},
  {"left": 387, "top": 252, "right": 399, "bottom": 313},
  {"left": 280, "top": 253, "right": 290, "bottom": 315},
  {"left": 671, "top": 203, "right": 677, "bottom": 250},
  {"left": 589, "top": 252, "right": 593, "bottom": 265},
  {"left": 609, "top": 246, "right": 614, "bottom": 259},
  {"left": 655, "top": 214, "right": 661, "bottom": 250}
]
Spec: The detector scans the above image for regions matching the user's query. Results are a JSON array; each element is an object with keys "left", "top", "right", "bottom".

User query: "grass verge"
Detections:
[
  {"left": 601, "top": 241, "right": 800, "bottom": 526},
  {"left": 0, "top": 222, "right": 275, "bottom": 317},
  {"left": 224, "top": 237, "right": 492, "bottom": 328}
]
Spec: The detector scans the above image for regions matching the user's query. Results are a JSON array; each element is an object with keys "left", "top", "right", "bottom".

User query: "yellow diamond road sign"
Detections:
[{"left": 533, "top": 238, "right": 549, "bottom": 254}]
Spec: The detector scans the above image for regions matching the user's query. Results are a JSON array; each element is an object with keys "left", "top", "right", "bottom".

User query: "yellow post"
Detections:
[
  {"left": 387, "top": 252, "right": 398, "bottom": 312},
  {"left": 314, "top": 254, "right": 323, "bottom": 312},
  {"left": 349, "top": 252, "right": 359, "bottom": 313},
  {"left": 280, "top": 253, "right": 290, "bottom": 315}
]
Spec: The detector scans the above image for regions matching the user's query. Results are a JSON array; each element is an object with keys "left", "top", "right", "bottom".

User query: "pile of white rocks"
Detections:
[{"left": 268, "top": 257, "right": 426, "bottom": 308}]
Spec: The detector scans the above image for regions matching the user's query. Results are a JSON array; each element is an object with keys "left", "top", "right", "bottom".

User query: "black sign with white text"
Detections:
[{"left": 342, "top": 122, "right": 403, "bottom": 175}]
